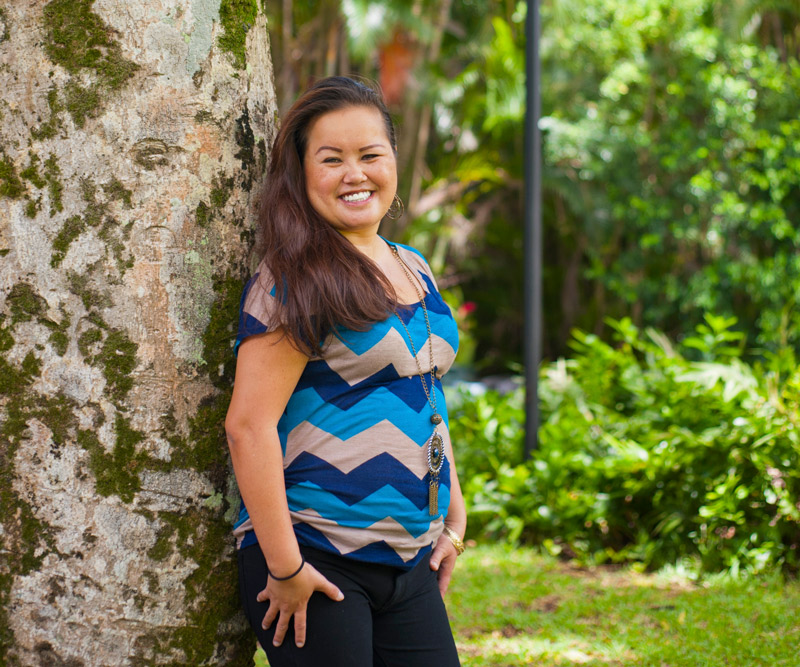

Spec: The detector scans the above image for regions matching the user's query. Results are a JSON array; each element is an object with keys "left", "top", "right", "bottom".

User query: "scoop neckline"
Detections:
[{"left": 382, "top": 238, "right": 431, "bottom": 307}]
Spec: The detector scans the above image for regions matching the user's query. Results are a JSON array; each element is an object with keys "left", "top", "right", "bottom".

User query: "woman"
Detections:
[{"left": 226, "top": 76, "right": 466, "bottom": 667}]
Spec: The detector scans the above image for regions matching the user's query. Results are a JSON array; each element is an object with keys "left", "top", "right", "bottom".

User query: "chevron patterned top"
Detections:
[{"left": 232, "top": 241, "right": 460, "bottom": 570}]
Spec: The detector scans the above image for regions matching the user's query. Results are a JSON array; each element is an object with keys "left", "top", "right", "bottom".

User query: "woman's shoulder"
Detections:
[{"left": 239, "top": 258, "right": 283, "bottom": 323}]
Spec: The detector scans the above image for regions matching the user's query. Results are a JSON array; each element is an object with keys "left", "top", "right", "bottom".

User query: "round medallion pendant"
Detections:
[
  {"left": 426, "top": 431, "right": 445, "bottom": 474},
  {"left": 430, "top": 413, "right": 443, "bottom": 425}
]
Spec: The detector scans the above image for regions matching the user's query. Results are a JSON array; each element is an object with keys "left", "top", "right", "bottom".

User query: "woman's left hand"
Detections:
[{"left": 429, "top": 532, "right": 459, "bottom": 596}]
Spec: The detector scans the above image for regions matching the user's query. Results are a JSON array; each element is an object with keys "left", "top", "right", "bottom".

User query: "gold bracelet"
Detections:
[{"left": 442, "top": 525, "right": 466, "bottom": 555}]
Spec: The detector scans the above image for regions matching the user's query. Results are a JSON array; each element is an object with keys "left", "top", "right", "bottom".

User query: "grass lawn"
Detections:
[{"left": 255, "top": 544, "right": 800, "bottom": 666}]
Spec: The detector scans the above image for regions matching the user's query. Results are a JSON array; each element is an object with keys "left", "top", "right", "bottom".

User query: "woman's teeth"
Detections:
[{"left": 341, "top": 191, "right": 371, "bottom": 202}]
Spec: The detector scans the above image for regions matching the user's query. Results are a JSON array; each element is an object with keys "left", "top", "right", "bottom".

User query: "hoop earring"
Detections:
[{"left": 386, "top": 194, "right": 404, "bottom": 220}]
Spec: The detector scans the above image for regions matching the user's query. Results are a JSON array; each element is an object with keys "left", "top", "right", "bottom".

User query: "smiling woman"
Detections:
[
  {"left": 303, "top": 106, "right": 398, "bottom": 238},
  {"left": 225, "top": 77, "right": 466, "bottom": 666}
]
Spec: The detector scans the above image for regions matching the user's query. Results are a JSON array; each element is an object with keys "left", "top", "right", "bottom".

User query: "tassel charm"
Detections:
[
  {"left": 426, "top": 429, "right": 444, "bottom": 515},
  {"left": 429, "top": 475, "right": 439, "bottom": 515}
]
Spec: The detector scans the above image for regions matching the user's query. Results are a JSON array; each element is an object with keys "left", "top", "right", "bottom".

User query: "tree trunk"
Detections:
[{"left": 0, "top": 1, "right": 276, "bottom": 664}]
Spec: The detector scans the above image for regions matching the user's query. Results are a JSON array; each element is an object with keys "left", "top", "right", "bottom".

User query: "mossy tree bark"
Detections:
[{"left": 0, "top": 1, "right": 276, "bottom": 664}]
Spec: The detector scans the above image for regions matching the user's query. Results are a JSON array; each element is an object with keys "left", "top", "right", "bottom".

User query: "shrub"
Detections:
[{"left": 452, "top": 316, "right": 800, "bottom": 574}]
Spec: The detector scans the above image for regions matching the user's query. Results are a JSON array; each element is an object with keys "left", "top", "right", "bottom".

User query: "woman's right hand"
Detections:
[{"left": 256, "top": 562, "right": 344, "bottom": 648}]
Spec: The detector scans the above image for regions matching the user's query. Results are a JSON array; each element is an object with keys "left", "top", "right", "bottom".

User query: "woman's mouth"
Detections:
[{"left": 340, "top": 191, "right": 373, "bottom": 203}]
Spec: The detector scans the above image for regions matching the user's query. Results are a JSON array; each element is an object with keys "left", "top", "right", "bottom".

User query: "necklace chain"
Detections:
[{"left": 391, "top": 246, "right": 436, "bottom": 415}]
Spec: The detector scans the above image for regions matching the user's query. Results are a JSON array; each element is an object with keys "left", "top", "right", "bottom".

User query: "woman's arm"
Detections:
[
  {"left": 225, "top": 331, "right": 343, "bottom": 648},
  {"left": 429, "top": 437, "right": 467, "bottom": 596}
]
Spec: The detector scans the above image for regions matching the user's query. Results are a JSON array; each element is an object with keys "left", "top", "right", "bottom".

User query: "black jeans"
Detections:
[{"left": 238, "top": 544, "right": 461, "bottom": 667}]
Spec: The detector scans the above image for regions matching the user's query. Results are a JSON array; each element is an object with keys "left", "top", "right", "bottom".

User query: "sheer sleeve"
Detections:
[{"left": 234, "top": 261, "right": 277, "bottom": 355}]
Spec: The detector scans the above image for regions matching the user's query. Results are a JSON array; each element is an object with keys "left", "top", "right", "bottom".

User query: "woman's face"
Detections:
[{"left": 303, "top": 105, "right": 398, "bottom": 238}]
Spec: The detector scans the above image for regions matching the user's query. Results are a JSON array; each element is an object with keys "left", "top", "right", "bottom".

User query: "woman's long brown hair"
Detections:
[{"left": 257, "top": 76, "right": 400, "bottom": 356}]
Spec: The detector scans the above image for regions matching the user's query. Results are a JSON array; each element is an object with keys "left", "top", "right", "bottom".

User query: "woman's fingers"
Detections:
[
  {"left": 436, "top": 557, "right": 455, "bottom": 596},
  {"left": 255, "top": 564, "right": 345, "bottom": 649},
  {"left": 261, "top": 601, "right": 278, "bottom": 631},
  {"left": 316, "top": 576, "right": 345, "bottom": 602},
  {"left": 429, "top": 536, "right": 455, "bottom": 571},
  {"left": 272, "top": 609, "right": 291, "bottom": 647},
  {"left": 429, "top": 536, "right": 458, "bottom": 596},
  {"left": 293, "top": 608, "right": 307, "bottom": 647}
]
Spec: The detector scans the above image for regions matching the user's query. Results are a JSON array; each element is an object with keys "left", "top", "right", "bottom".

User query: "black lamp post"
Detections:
[{"left": 524, "top": 0, "right": 542, "bottom": 458}]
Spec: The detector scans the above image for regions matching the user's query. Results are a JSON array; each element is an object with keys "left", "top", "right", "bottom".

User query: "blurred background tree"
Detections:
[{"left": 264, "top": 0, "right": 800, "bottom": 374}]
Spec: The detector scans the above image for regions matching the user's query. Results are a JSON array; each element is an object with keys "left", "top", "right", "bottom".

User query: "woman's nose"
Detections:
[{"left": 343, "top": 161, "right": 367, "bottom": 182}]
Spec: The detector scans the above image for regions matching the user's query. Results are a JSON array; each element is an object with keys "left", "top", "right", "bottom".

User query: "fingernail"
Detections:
[
  {"left": 336, "top": 591, "right": 344, "bottom": 601},
  {"left": 273, "top": 640, "right": 280, "bottom": 647},
  {"left": 297, "top": 642, "right": 304, "bottom": 648}
]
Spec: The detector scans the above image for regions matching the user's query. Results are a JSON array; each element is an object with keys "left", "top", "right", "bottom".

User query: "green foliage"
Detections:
[
  {"left": 408, "top": 0, "right": 800, "bottom": 370},
  {"left": 453, "top": 316, "right": 800, "bottom": 574}
]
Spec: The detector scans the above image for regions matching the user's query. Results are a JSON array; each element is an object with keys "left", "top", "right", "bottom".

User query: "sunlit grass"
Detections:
[{"left": 254, "top": 543, "right": 800, "bottom": 666}]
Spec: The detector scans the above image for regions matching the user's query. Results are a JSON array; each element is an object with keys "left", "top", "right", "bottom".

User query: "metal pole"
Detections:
[{"left": 524, "top": 0, "right": 542, "bottom": 458}]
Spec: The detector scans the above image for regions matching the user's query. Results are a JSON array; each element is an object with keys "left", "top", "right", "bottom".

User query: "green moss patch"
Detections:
[
  {"left": 0, "top": 382, "right": 76, "bottom": 663},
  {"left": 50, "top": 179, "right": 133, "bottom": 271},
  {"left": 0, "top": 153, "right": 24, "bottom": 200},
  {"left": 77, "top": 326, "right": 103, "bottom": 358},
  {"left": 98, "top": 329, "right": 138, "bottom": 401},
  {"left": 68, "top": 271, "right": 112, "bottom": 314},
  {"left": 147, "top": 525, "right": 173, "bottom": 561},
  {"left": 8, "top": 283, "right": 47, "bottom": 324},
  {"left": 78, "top": 416, "right": 146, "bottom": 503},
  {"left": 0, "top": 7, "right": 8, "bottom": 43},
  {"left": 195, "top": 201, "right": 211, "bottom": 227},
  {"left": 42, "top": 0, "right": 139, "bottom": 131},
  {"left": 210, "top": 180, "right": 233, "bottom": 208},
  {"left": 234, "top": 108, "right": 257, "bottom": 190},
  {"left": 103, "top": 177, "right": 133, "bottom": 208},
  {"left": 21, "top": 153, "right": 46, "bottom": 189},
  {"left": 0, "top": 318, "right": 13, "bottom": 353},
  {"left": 64, "top": 80, "right": 101, "bottom": 129},
  {"left": 44, "top": 153, "right": 63, "bottom": 215},
  {"left": 21, "top": 351, "right": 42, "bottom": 379},
  {"left": 201, "top": 275, "right": 241, "bottom": 390},
  {"left": 99, "top": 218, "right": 134, "bottom": 275},
  {"left": 164, "top": 509, "right": 252, "bottom": 664},
  {"left": 43, "top": 0, "right": 139, "bottom": 89},
  {"left": 218, "top": 0, "right": 259, "bottom": 70},
  {"left": 51, "top": 215, "right": 85, "bottom": 268},
  {"left": 24, "top": 197, "right": 41, "bottom": 218},
  {"left": 40, "top": 310, "right": 71, "bottom": 356},
  {"left": 32, "top": 88, "right": 64, "bottom": 141}
]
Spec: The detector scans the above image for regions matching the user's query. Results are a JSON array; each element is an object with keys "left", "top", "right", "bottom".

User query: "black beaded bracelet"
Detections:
[{"left": 267, "top": 556, "right": 305, "bottom": 581}]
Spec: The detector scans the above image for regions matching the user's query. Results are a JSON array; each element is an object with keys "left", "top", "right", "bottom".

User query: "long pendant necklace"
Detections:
[{"left": 391, "top": 245, "right": 444, "bottom": 516}]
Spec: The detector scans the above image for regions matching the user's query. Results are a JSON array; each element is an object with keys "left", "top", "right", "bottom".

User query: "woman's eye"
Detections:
[
  {"left": 322, "top": 157, "right": 341, "bottom": 164},
  {"left": 362, "top": 154, "right": 379, "bottom": 160}
]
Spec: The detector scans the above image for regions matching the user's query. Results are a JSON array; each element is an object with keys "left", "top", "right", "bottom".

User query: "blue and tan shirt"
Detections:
[{"left": 232, "top": 241, "right": 459, "bottom": 570}]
